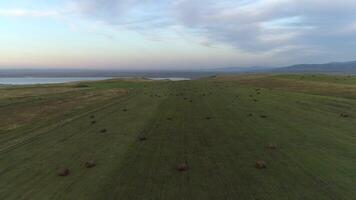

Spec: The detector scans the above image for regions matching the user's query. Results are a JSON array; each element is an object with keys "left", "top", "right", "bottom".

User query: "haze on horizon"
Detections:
[{"left": 1, "top": 0, "right": 356, "bottom": 70}]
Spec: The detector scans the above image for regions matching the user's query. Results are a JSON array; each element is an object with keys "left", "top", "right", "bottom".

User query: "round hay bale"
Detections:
[
  {"left": 57, "top": 168, "right": 70, "bottom": 177},
  {"left": 266, "top": 143, "right": 277, "bottom": 150},
  {"left": 255, "top": 161, "right": 267, "bottom": 169},
  {"left": 85, "top": 161, "right": 96, "bottom": 168},
  {"left": 340, "top": 113, "right": 349, "bottom": 118},
  {"left": 177, "top": 162, "right": 189, "bottom": 172}
]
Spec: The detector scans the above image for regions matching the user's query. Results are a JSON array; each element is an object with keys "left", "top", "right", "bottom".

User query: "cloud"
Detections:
[
  {"left": 3, "top": 0, "right": 356, "bottom": 64},
  {"left": 0, "top": 9, "right": 59, "bottom": 17},
  {"left": 172, "top": 0, "right": 356, "bottom": 52},
  {"left": 66, "top": 0, "right": 173, "bottom": 29},
  {"left": 65, "top": 1, "right": 356, "bottom": 52}
]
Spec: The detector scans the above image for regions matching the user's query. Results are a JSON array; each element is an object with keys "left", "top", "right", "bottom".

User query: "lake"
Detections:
[{"left": 0, "top": 77, "right": 191, "bottom": 85}]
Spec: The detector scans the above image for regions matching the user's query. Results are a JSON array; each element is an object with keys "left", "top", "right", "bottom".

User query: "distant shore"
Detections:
[{"left": 0, "top": 76, "right": 191, "bottom": 85}]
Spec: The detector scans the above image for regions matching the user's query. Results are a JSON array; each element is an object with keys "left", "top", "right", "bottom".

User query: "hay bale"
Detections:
[
  {"left": 266, "top": 143, "right": 277, "bottom": 150},
  {"left": 85, "top": 161, "right": 96, "bottom": 168},
  {"left": 340, "top": 113, "right": 349, "bottom": 118},
  {"left": 57, "top": 168, "right": 70, "bottom": 177},
  {"left": 255, "top": 161, "right": 267, "bottom": 169},
  {"left": 177, "top": 162, "right": 189, "bottom": 172},
  {"left": 75, "top": 84, "right": 89, "bottom": 88}
]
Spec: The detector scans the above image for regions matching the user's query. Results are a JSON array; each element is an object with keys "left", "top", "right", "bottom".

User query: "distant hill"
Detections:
[
  {"left": 269, "top": 61, "right": 356, "bottom": 74},
  {"left": 207, "top": 66, "right": 274, "bottom": 73},
  {"left": 212, "top": 61, "right": 356, "bottom": 74}
]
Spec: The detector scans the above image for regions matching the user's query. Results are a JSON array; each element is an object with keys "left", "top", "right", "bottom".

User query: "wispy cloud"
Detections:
[
  {"left": 61, "top": 0, "right": 356, "bottom": 54},
  {"left": 0, "top": 8, "right": 60, "bottom": 17},
  {"left": 2, "top": 0, "right": 356, "bottom": 65}
]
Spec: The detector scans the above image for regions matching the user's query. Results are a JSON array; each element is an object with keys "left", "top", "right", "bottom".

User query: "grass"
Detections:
[{"left": 1, "top": 75, "right": 356, "bottom": 199}]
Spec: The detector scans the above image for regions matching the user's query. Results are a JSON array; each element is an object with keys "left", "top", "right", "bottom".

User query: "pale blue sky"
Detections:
[{"left": 1, "top": 0, "right": 356, "bottom": 70}]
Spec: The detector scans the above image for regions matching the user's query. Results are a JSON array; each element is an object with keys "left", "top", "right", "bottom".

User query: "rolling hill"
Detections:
[{"left": 269, "top": 61, "right": 356, "bottom": 74}]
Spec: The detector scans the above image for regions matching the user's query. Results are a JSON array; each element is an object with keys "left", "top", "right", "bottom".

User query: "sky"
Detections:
[{"left": 1, "top": 0, "right": 356, "bottom": 70}]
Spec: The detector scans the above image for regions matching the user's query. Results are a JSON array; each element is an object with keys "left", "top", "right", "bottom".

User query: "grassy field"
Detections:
[{"left": 1, "top": 75, "right": 356, "bottom": 199}]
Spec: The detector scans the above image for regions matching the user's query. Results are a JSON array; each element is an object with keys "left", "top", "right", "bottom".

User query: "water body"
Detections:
[
  {"left": 0, "top": 77, "right": 191, "bottom": 85},
  {"left": 0, "top": 77, "right": 113, "bottom": 85}
]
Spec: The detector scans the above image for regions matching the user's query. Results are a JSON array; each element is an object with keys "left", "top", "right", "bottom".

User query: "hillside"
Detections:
[
  {"left": 1, "top": 75, "right": 356, "bottom": 199},
  {"left": 270, "top": 61, "right": 356, "bottom": 74}
]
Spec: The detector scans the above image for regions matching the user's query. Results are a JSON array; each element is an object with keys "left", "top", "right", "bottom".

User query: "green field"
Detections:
[{"left": 1, "top": 74, "right": 356, "bottom": 199}]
